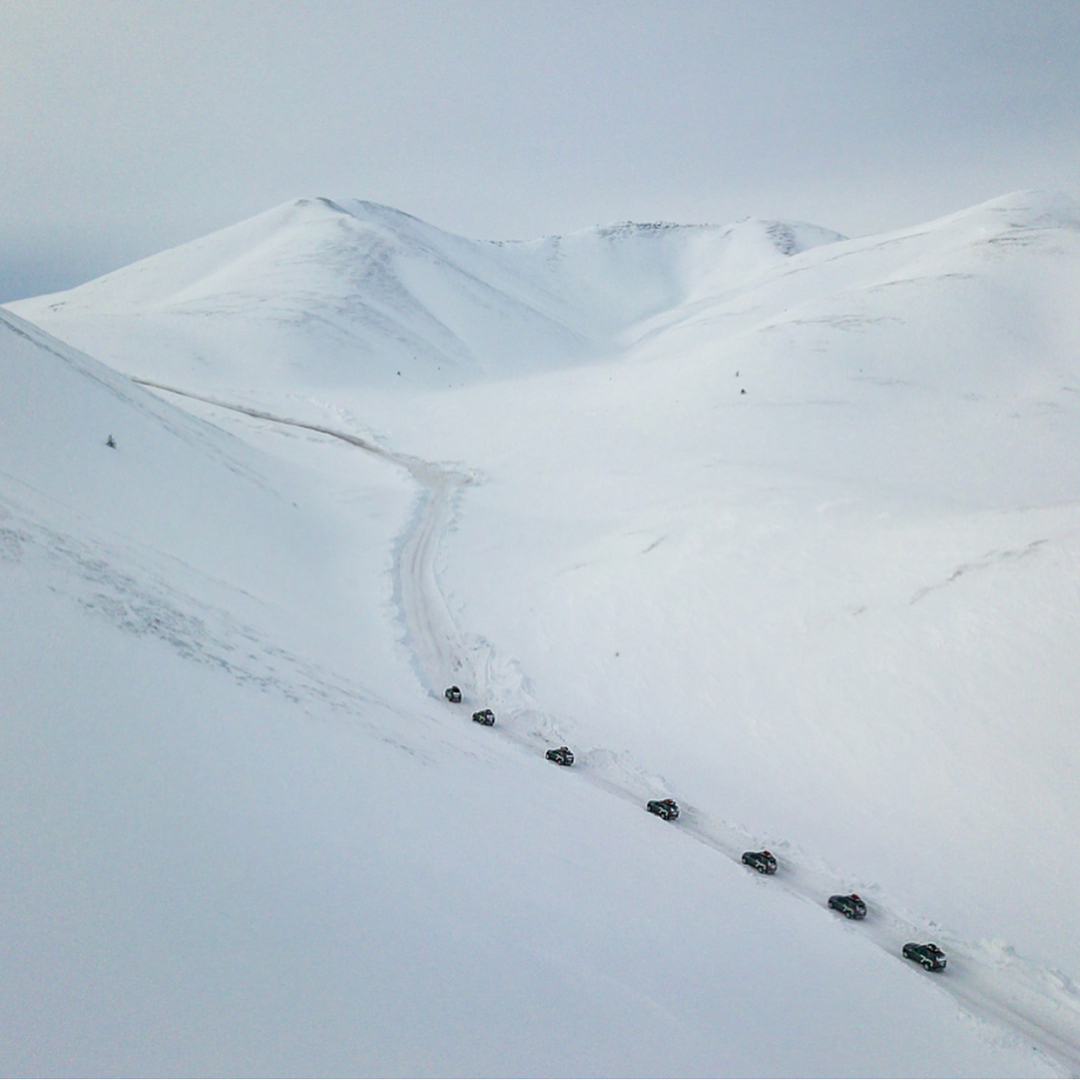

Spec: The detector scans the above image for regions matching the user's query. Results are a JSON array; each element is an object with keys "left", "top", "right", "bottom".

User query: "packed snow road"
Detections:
[
  {"left": 137, "top": 377, "right": 1080, "bottom": 1076},
  {"left": 130, "top": 378, "right": 483, "bottom": 695}
]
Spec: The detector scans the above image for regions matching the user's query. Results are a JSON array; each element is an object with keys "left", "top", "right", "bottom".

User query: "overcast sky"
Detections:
[{"left": 2, "top": 0, "right": 1077, "bottom": 301}]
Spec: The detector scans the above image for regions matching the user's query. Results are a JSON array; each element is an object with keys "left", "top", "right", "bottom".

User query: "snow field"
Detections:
[
  {"left": 0, "top": 553, "right": 1054, "bottom": 1078},
  {"left": 7, "top": 189, "right": 1080, "bottom": 1074},
  {"left": 133, "top": 379, "right": 1080, "bottom": 1074}
]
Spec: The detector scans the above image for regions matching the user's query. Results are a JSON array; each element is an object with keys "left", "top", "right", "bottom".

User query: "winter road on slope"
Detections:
[{"left": 136, "top": 377, "right": 1080, "bottom": 1077}]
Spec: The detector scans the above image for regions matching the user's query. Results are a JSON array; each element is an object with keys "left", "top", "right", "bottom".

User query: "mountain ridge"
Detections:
[
  {"left": 9, "top": 190, "right": 1076, "bottom": 398},
  {"left": 7, "top": 196, "right": 846, "bottom": 389}
]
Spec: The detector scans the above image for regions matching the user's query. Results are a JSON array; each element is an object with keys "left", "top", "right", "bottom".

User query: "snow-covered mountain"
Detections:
[
  {"left": 10, "top": 196, "right": 844, "bottom": 390},
  {"left": 6, "top": 191, "right": 1080, "bottom": 1076}
]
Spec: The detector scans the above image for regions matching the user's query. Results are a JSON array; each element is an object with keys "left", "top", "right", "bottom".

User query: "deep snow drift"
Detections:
[{"left": 6, "top": 190, "right": 1080, "bottom": 1076}]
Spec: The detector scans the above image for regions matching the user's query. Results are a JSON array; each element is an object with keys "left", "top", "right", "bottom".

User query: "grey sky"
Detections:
[{"left": 2, "top": 0, "right": 1078, "bottom": 301}]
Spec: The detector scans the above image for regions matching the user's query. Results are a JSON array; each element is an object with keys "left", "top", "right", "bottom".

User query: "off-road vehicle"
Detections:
[
  {"left": 444, "top": 686, "right": 462, "bottom": 703},
  {"left": 827, "top": 893, "right": 867, "bottom": 919},
  {"left": 545, "top": 746, "right": 574, "bottom": 766},
  {"left": 646, "top": 798, "right": 679, "bottom": 820},
  {"left": 902, "top": 942, "right": 946, "bottom": 971},
  {"left": 741, "top": 850, "right": 778, "bottom": 874},
  {"left": 471, "top": 708, "right": 495, "bottom": 726}
]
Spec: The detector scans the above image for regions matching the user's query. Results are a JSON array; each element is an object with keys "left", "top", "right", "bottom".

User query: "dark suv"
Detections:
[
  {"left": 471, "top": 709, "right": 495, "bottom": 726},
  {"left": 902, "top": 942, "right": 946, "bottom": 971},
  {"left": 828, "top": 893, "right": 867, "bottom": 919},
  {"left": 646, "top": 798, "right": 679, "bottom": 821},
  {"left": 444, "top": 686, "right": 462, "bottom": 703},
  {"left": 741, "top": 851, "right": 778, "bottom": 874},
  {"left": 545, "top": 746, "right": 574, "bottom": 766}
]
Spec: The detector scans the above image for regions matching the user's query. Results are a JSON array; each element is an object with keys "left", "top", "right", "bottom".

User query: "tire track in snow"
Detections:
[
  {"left": 137, "top": 377, "right": 1080, "bottom": 1076},
  {"left": 130, "top": 378, "right": 484, "bottom": 696}
]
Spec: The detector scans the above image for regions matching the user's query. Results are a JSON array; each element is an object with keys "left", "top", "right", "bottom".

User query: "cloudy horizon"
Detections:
[{"left": 3, "top": 0, "right": 1078, "bottom": 302}]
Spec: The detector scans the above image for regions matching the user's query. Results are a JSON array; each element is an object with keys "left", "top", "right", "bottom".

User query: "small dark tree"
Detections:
[{"left": 106, "top": 435, "right": 116, "bottom": 448}]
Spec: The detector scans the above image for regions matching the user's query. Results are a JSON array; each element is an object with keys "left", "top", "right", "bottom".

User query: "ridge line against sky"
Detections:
[{"left": 3, "top": 0, "right": 1079, "bottom": 303}]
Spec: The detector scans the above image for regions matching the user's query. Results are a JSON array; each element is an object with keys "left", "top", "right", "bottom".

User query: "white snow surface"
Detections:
[
  {"left": 6, "top": 189, "right": 1080, "bottom": 1076},
  {"left": 9, "top": 196, "right": 844, "bottom": 390}
]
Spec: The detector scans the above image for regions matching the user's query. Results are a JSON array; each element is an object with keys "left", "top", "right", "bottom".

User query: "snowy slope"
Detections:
[
  {"left": 2, "top": 311, "right": 1048, "bottom": 1079},
  {"left": 9, "top": 196, "right": 843, "bottom": 391},
  {"left": 0, "top": 308, "right": 416, "bottom": 693},
  {"left": 384, "top": 190, "right": 1080, "bottom": 967},
  {"left": 6, "top": 191, "right": 1080, "bottom": 1075}
]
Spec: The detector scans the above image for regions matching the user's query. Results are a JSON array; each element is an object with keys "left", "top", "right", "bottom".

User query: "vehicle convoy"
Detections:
[
  {"left": 545, "top": 746, "right": 574, "bottom": 766},
  {"left": 741, "top": 850, "right": 777, "bottom": 874},
  {"left": 903, "top": 942, "right": 947, "bottom": 971},
  {"left": 646, "top": 798, "right": 679, "bottom": 820},
  {"left": 444, "top": 686, "right": 462, "bottom": 703},
  {"left": 472, "top": 708, "right": 495, "bottom": 726},
  {"left": 828, "top": 893, "right": 867, "bottom": 919}
]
